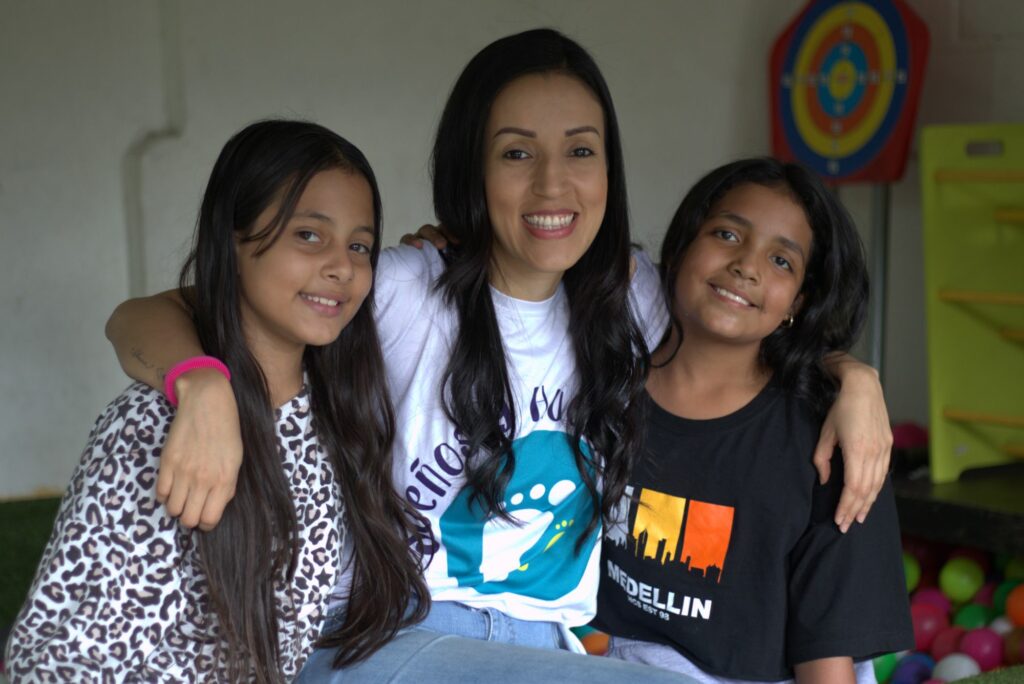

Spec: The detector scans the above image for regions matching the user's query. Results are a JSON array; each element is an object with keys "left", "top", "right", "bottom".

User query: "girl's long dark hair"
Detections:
[
  {"left": 178, "top": 120, "right": 427, "bottom": 682},
  {"left": 659, "top": 157, "right": 869, "bottom": 417},
  {"left": 431, "top": 29, "right": 649, "bottom": 545}
]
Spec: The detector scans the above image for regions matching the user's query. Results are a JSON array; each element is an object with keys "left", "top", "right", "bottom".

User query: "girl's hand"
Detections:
[
  {"left": 814, "top": 361, "right": 892, "bottom": 533},
  {"left": 399, "top": 223, "right": 455, "bottom": 250},
  {"left": 158, "top": 369, "right": 243, "bottom": 530}
]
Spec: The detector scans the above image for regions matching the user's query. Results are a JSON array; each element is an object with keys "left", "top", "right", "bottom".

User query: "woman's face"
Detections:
[
  {"left": 483, "top": 72, "right": 608, "bottom": 301},
  {"left": 236, "top": 168, "right": 376, "bottom": 363}
]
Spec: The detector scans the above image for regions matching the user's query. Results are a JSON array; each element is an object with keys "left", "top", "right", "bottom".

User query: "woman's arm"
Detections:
[
  {"left": 105, "top": 292, "right": 241, "bottom": 530},
  {"left": 817, "top": 354, "right": 892, "bottom": 533},
  {"left": 794, "top": 657, "right": 856, "bottom": 684}
]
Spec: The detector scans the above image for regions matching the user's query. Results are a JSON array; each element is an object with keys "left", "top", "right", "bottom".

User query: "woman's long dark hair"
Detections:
[
  {"left": 658, "top": 157, "right": 869, "bottom": 417},
  {"left": 178, "top": 120, "right": 427, "bottom": 682},
  {"left": 431, "top": 29, "right": 649, "bottom": 545}
]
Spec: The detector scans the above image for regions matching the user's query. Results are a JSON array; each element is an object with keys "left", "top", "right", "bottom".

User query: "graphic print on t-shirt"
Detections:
[
  {"left": 606, "top": 486, "right": 734, "bottom": 584},
  {"left": 439, "top": 430, "right": 597, "bottom": 600}
]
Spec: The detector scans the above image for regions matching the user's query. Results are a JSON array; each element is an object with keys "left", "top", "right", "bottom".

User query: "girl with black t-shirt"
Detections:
[{"left": 595, "top": 158, "right": 912, "bottom": 684}]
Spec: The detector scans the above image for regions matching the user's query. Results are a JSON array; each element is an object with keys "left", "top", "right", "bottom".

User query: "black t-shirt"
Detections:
[{"left": 594, "top": 384, "right": 912, "bottom": 681}]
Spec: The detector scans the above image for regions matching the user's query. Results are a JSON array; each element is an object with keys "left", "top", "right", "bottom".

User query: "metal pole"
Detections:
[{"left": 868, "top": 183, "right": 890, "bottom": 383}]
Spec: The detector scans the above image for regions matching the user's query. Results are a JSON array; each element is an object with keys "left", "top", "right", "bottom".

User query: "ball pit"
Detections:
[{"left": 875, "top": 539, "right": 1024, "bottom": 683}]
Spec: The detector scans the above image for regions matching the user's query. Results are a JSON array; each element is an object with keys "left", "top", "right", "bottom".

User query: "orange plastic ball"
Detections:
[{"left": 1008, "top": 584, "right": 1024, "bottom": 627}]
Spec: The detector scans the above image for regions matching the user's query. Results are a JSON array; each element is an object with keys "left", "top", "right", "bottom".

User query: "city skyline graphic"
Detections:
[{"left": 609, "top": 487, "right": 735, "bottom": 584}]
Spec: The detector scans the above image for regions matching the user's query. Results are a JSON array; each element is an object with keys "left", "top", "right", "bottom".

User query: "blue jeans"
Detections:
[{"left": 296, "top": 602, "right": 698, "bottom": 683}]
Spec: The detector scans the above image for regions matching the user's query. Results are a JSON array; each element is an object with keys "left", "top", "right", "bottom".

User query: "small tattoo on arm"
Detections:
[{"left": 131, "top": 346, "right": 167, "bottom": 382}]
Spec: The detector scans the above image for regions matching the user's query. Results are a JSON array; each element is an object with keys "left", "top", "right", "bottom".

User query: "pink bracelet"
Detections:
[{"left": 164, "top": 356, "right": 231, "bottom": 407}]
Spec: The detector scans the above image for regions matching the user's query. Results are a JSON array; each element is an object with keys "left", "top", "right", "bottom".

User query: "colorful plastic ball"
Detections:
[
  {"left": 932, "top": 653, "right": 981, "bottom": 681},
  {"left": 930, "top": 625, "right": 966, "bottom": 661},
  {"left": 1005, "top": 556, "right": 1024, "bottom": 581},
  {"left": 993, "top": 579, "right": 1022, "bottom": 615},
  {"left": 1005, "top": 627, "right": 1024, "bottom": 665},
  {"left": 949, "top": 547, "right": 992, "bottom": 576},
  {"left": 891, "top": 653, "right": 934, "bottom": 684},
  {"left": 905, "top": 552, "right": 922, "bottom": 592},
  {"left": 874, "top": 652, "right": 900, "bottom": 683},
  {"left": 960, "top": 627, "right": 1003, "bottom": 671},
  {"left": 1007, "top": 584, "right": 1024, "bottom": 627},
  {"left": 989, "top": 615, "right": 1014, "bottom": 635},
  {"left": 913, "top": 587, "right": 953, "bottom": 615},
  {"left": 913, "top": 603, "right": 951, "bottom": 651},
  {"left": 954, "top": 603, "right": 992, "bottom": 629},
  {"left": 940, "top": 557, "right": 985, "bottom": 603},
  {"left": 921, "top": 680, "right": 946, "bottom": 684},
  {"left": 972, "top": 581, "right": 996, "bottom": 607}
]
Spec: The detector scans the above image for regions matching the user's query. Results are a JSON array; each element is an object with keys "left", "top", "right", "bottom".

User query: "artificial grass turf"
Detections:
[
  {"left": 0, "top": 497, "right": 60, "bottom": 628},
  {"left": 963, "top": 666, "right": 1024, "bottom": 682}
]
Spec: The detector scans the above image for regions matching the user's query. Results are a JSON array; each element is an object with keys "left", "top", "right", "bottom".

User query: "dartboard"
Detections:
[{"left": 770, "top": 0, "right": 928, "bottom": 183}]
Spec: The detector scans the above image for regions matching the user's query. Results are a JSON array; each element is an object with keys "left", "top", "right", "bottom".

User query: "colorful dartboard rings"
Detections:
[{"left": 771, "top": 0, "right": 928, "bottom": 183}]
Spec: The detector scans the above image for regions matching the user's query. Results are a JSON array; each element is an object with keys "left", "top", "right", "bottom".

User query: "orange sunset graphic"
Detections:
[{"left": 611, "top": 487, "right": 735, "bottom": 583}]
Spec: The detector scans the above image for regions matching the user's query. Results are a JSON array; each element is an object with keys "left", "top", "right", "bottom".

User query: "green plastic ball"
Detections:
[
  {"left": 940, "top": 557, "right": 985, "bottom": 603},
  {"left": 904, "top": 552, "right": 921, "bottom": 592},
  {"left": 873, "top": 652, "right": 899, "bottom": 683},
  {"left": 954, "top": 603, "right": 992, "bottom": 629}
]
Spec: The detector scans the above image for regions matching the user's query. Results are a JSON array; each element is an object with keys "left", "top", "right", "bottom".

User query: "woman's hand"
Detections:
[
  {"left": 158, "top": 369, "right": 243, "bottom": 530},
  {"left": 815, "top": 359, "right": 893, "bottom": 533},
  {"left": 400, "top": 223, "right": 455, "bottom": 250}
]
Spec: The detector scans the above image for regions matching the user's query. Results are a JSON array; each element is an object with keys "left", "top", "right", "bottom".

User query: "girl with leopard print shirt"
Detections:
[{"left": 4, "top": 120, "right": 428, "bottom": 683}]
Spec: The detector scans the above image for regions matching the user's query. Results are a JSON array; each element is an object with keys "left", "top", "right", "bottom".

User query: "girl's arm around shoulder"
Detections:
[
  {"left": 817, "top": 355, "right": 893, "bottom": 532},
  {"left": 105, "top": 289, "right": 201, "bottom": 392},
  {"left": 105, "top": 289, "right": 241, "bottom": 531},
  {"left": 5, "top": 386, "right": 187, "bottom": 680}
]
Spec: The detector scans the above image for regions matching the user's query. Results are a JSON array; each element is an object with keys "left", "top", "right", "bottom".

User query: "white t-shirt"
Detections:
[{"left": 374, "top": 245, "right": 665, "bottom": 627}]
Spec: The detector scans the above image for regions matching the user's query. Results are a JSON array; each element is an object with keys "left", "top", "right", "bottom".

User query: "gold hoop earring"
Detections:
[{"left": 781, "top": 314, "right": 794, "bottom": 329}]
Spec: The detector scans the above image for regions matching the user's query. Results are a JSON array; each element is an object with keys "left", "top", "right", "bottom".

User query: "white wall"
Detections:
[{"left": 2, "top": 0, "right": 1022, "bottom": 498}]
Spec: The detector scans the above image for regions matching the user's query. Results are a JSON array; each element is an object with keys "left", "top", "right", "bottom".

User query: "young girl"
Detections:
[
  {"left": 594, "top": 159, "right": 913, "bottom": 683},
  {"left": 102, "top": 30, "right": 891, "bottom": 677},
  {"left": 4, "top": 120, "right": 428, "bottom": 682}
]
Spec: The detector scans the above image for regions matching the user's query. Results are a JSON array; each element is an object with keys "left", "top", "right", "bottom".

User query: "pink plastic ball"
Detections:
[
  {"left": 930, "top": 625, "right": 966, "bottom": 661},
  {"left": 913, "top": 602, "right": 951, "bottom": 651},
  {"left": 922, "top": 680, "right": 946, "bottom": 684},
  {"left": 972, "top": 581, "right": 996, "bottom": 607},
  {"left": 960, "top": 627, "right": 1003, "bottom": 671},
  {"left": 913, "top": 587, "right": 953, "bottom": 615}
]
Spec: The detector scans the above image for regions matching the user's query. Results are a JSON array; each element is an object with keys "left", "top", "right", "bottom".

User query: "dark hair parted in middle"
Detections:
[
  {"left": 658, "top": 157, "right": 869, "bottom": 418},
  {"left": 179, "top": 120, "right": 428, "bottom": 681},
  {"left": 430, "top": 28, "right": 649, "bottom": 546}
]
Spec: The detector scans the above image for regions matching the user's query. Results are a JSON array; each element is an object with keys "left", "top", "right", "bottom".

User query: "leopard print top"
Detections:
[{"left": 4, "top": 383, "right": 344, "bottom": 683}]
